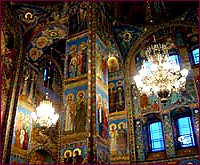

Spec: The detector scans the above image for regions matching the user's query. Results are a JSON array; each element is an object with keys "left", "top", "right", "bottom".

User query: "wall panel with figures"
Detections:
[
  {"left": 12, "top": 105, "right": 33, "bottom": 151},
  {"left": 96, "top": 85, "right": 109, "bottom": 139},
  {"left": 64, "top": 85, "right": 88, "bottom": 134},
  {"left": 94, "top": 35, "right": 110, "bottom": 163},
  {"left": 65, "top": 33, "right": 88, "bottom": 79},
  {"left": 61, "top": 146, "right": 87, "bottom": 164},
  {"left": 96, "top": 36, "right": 108, "bottom": 83},
  {"left": 68, "top": 2, "right": 89, "bottom": 36},
  {"left": 108, "top": 79, "right": 126, "bottom": 113},
  {"left": 108, "top": 118, "right": 129, "bottom": 163}
]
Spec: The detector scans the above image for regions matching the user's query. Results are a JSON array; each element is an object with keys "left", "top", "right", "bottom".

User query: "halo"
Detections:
[
  {"left": 97, "top": 94, "right": 102, "bottom": 103},
  {"left": 73, "top": 148, "right": 82, "bottom": 156},
  {"left": 70, "top": 45, "right": 77, "bottom": 52},
  {"left": 17, "top": 112, "right": 24, "bottom": 120},
  {"left": 64, "top": 150, "right": 72, "bottom": 158},
  {"left": 79, "top": 42, "right": 87, "bottom": 49},
  {"left": 66, "top": 93, "right": 74, "bottom": 102},
  {"left": 116, "top": 80, "right": 123, "bottom": 87},
  {"left": 25, "top": 115, "right": 30, "bottom": 122},
  {"left": 77, "top": 90, "right": 85, "bottom": 100},
  {"left": 109, "top": 123, "right": 117, "bottom": 130},
  {"left": 108, "top": 83, "right": 115, "bottom": 89},
  {"left": 118, "top": 122, "right": 126, "bottom": 129}
]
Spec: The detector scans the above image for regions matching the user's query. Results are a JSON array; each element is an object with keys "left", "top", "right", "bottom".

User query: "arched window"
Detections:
[
  {"left": 149, "top": 121, "right": 165, "bottom": 152},
  {"left": 43, "top": 68, "right": 47, "bottom": 81},
  {"left": 43, "top": 60, "right": 54, "bottom": 89},
  {"left": 171, "top": 107, "right": 197, "bottom": 151},
  {"left": 186, "top": 34, "right": 199, "bottom": 67},
  {"left": 142, "top": 53, "right": 181, "bottom": 77},
  {"left": 176, "top": 116, "right": 196, "bottom": 148}
]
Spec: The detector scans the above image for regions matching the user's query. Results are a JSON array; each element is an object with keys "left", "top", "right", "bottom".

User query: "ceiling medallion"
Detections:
[
  {"left": 123, "top": 32, "right": 132, "bottom": 42},
  {"left": 25, "top": 12, "right": 33, "bottom": 20},
  {"left": 49, "top": 30, "right": 59, "bottom": 37}
]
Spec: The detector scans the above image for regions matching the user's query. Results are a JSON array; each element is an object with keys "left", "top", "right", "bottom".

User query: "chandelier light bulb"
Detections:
[
  {"left": 153, "top": 86, "right": 160, "bottom": 93},
  {"left": 181, "top": 69, "right": 188, "bottom": 77},
  {"left": 134, "top": 75, "right": 142, "bottom": 82},
  {"left": 31, "top": 112, "right": 37, "bottom": 122},
  {"left": 150, "top": 63, "right": 158, "bottom": 71},
  {"left": 139, "top": 69, "right": 146, "bottom": 76},
  {"left": 162, "top": 62, "right": 170, "bottom": 70},
  {"left": 174, "top": 64, "right": 180, "bottom": 71}
]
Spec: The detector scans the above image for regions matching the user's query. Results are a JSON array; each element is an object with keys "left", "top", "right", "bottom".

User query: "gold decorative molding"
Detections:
[
  {"left": 61, "top": 132, "right": 88, "bottom": 143},
  {"left": 64, "top": 75, "right": 88, "bottom": 89},
  {"left": 11, "top": 145, "right": 28, "bottom": 157}
]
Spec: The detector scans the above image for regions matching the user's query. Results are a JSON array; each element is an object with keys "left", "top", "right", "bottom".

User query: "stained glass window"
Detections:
[
  {"left": 177, "top": 117, "right": 195, "bottom": 147},
  {"left": 192, "top": 48, "right": 199, "bottom": 64},
  {"left": 149, "top": 122, "right": 165, "bottom": 152},
  {"left": 43, "top": 68, "right": 47, "bottom": 81}
]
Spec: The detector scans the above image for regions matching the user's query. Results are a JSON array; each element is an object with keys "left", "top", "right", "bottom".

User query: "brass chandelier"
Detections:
[
  {"left": 134, "top": 37, "right": 189, "bottom": 103},
  {"left": 31, "top": 92, "right": 59, "bottom": 128}
]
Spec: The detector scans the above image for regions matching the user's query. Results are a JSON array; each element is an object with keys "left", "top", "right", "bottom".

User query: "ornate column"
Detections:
[
  {"left": 1, "top": 4, "right": 24, "bottom": 163},
  {"left": 87, "top": 3, "right": 97, "bottom": 163},
  {"left": 134, "top": 119, "right": 145, "bottom": 161},
  {"left": 192, "top": 107, "right": 199, "bottom": 146},
  {"left": 162, "top": 113, "right": 175, "bottom": 158}
]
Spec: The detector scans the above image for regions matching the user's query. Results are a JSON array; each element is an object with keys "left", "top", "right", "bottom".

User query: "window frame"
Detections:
[
  {"left": 192, "top": 47, "right": 199, "bottom": 65},
  {"left": 147, "top": 120, "right": 166, "bottom": 152},
  {"left": 188, "top": 45, "right": 199, "bottom": 67},
  {"left": 174, "top": 115, "right": 197, "bottom": 149}
]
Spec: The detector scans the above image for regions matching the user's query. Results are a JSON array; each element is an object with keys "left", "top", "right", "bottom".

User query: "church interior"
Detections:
[{"left": 1, "top": 1, "right": 199, "bottom": 164}]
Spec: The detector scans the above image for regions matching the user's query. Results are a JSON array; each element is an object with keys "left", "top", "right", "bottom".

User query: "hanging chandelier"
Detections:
[
  {"left": 31, "top": 92, "right": 59, "bottom": 128},
  {"left": 134, "top": 37, "right": 189, "bottom": 103}
]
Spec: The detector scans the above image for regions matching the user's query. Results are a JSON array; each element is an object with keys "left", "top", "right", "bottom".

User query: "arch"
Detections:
[
  {"left": 27, "top": 145, "right": 53, "bottom": 162},
  {"left": 170, "top": 106, "right": 192, "bottom": 119},
  {"left": 28, "top": 148, "right": 55, "bottom": 164},
  {"left": 39, "top": 54, "right": 64, "bottom": 82},
  {"left": 170, "top": 107, "right": 198, "bottom": 151}
]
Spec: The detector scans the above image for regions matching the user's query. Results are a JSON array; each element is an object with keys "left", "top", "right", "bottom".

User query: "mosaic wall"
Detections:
[
  {"left": 1, "top": 4, "right": 20, "bottom": 127},
  {"left": 96, "top": 37, "right": 108, "bottom": 83},
  {"left": 109, "top": 118, "right": 128, "bottom": 157},
  {"left": 134, "top": 119, "right": 145, "bottom": 161},
  {"left": 64, "top": 85, "right": 88, "bottom": 133},
  {"left": 28, "top": 149, "right": 54, "bottom": 164},
  {"left": 68, "top": 2, "right": 89, "bottom": 36},
  {"left": 96, "top": 85, "right": 109, "bottom": 139},
  {"left": 10, "top": 155, "right": 28, "bottom": 164},
  {"left": 125, "top": 23, "right": 199, "bottom": 163},
  {"left": 65, "top": 34, "right": 88, "bottom": 79},
  {"left": 61, "top": 146, "right": 87, "bottom": 164},
  {"left": 95, "top": 4, "right": 112, "bottom": 44},
  {"left": 113, "top": 25, "right": 144, "bottom": 60},
  {"left": 12, "top": 105, "right": 33, "bottom": 151},
  {"left": 18, "top": 65, "right": 38, "bottom": 104},
  {"left": 108, "top": 79, "right": 125, "bottom": 113},
  {"left": 96, "top": 144, "right": 110, "bottom": 164},
  {"left": 27, "top": 26, "right": 67, "bottom": 62}
]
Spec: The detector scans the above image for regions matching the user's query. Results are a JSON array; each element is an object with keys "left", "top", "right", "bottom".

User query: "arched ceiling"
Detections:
[
  {"left": 104, "top": 1, "right": 198, "bottom": 26},
  {"left": 3, "top": 1, "right": 199, "bottom": 64}
]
